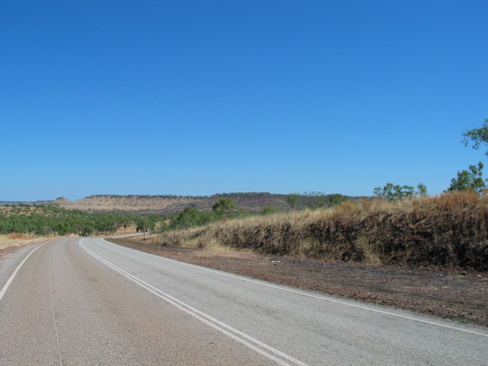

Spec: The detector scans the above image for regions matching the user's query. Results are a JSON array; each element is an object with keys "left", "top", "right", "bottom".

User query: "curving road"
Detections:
[{"left": 0, "top": 237, "right": 487, "bottom": 365}]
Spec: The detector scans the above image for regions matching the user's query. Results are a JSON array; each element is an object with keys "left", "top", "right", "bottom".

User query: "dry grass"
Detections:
[
  {"left": 152, "top": 192, "right": 488, "bottom": 270},
  {"left": 0, "top": 234, "right": 53, "bottom": 250},
  {"left": 114, "top": 224, "right": 138, "bottom": 235}
]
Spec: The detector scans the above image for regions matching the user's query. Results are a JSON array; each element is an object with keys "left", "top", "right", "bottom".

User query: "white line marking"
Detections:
[
  {"left": 80, "top": 239, "right": 308, "bottom": 366},
  {"left": 100, "top": 238, "right": 488, "bottom": 338},
  {"left": 0, "top": 242, "right": 48, "bottom": 303}
]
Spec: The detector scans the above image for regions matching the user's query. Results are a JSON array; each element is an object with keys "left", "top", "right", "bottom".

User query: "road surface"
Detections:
[{"left": 0, "top": 237, "right": 486, "bottom": 365}]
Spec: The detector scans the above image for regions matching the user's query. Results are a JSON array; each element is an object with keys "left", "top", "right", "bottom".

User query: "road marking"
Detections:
[
  {"left": 101, "top": 238, "right": 488, "bottom": 339},
  {"left": 0, "top": 242, "right": 48, "bottom": 303},
  {"left": 80, "top": 239, "right": 309, "bottom": 366},
  {"left": 49, "top": 254, "right": 64, "bottom": 366}
]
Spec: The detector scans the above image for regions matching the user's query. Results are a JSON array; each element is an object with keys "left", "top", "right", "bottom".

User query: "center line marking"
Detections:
[
  {"left": 80, "top": 239, "right": 309, "bottom": 366},
  {"left": 99, "top": 238, "right": 488, "bottom": 339}
]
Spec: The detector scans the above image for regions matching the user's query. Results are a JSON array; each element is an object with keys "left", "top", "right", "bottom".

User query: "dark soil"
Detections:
[{"left": 110, "top": 238, "right": 488, "bottom": 328}]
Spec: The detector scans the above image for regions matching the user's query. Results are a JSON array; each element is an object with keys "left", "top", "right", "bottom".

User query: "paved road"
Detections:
[{"left": 0, "top": 237, "right": 486, "bottom": 365}]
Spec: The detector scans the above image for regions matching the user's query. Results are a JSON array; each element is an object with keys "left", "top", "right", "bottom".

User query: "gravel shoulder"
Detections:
[{"left": 109, "top": 238, "right": 488, "bottom": 328}]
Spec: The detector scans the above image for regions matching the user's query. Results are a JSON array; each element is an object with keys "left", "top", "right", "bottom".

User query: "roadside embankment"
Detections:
[{"left": 151, "top": 191, "right": 488, "bottom": 271}]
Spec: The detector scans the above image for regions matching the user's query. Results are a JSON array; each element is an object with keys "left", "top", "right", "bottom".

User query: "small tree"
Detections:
[
  {"left": 285, "top": 193, "right": 300, "bottom": 209},
  {"left": 374, "top": 183, "right": 427, "bottom": 200},
  {"left": 462, "top": 119, "right": 488, "bottom": 156},
  {"left": 374, "top": 183, "right": 415, "bottom": 200},
  {"left": 135, "top": 217, "right": 154, "bottom": 240},
  {"left": 328, "top": 193, "right": 347, "bottom": 207},
  {"left": 311, "top": 193, "right": 347, "bottom": 209},
  {"left": 212, "top": 197, "right": 237, "bottom": 217},
  {"left": 170, "top": 206, "right": 216, "bottom": 230},
  {"left": 446, "top": 162, "right": 486, "bottom": 193},
  {"left": 416, "top": 183, "right": 428, "bottom": 197}
]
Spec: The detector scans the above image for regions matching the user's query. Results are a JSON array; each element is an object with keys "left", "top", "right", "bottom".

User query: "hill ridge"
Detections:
[{"left": 3, "top": 192, "right": 364, "bottom": 214}]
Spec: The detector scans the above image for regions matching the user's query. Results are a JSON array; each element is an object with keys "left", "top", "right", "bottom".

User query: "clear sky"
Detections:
[{"left": 1, "top": 1, "right": 487, "bottom": 201}]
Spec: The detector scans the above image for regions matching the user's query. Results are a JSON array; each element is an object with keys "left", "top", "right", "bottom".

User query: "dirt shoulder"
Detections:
[
  {"left": 109, "top": 238, "right": 488, "bottom": 328},
  {"left": 0, "top": 235, "right": 56, "bottom": 264}
]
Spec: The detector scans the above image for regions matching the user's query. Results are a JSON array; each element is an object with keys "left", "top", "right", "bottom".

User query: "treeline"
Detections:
[
  {"left": 1, "top": 196, "right": 304, "bottom": 236},
  {"left": 0, "top": 204, "right": 165, "bottom": 236},
  {"left": 164, "top": 198, "right": 248, "bottom": 231}
]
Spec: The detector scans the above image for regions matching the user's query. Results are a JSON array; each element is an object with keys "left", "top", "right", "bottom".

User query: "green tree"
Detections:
[
  {"left": 303, "top": 191, "right": 340, "bottom": 209},
  {"left": 260, "top": 206, "right": 281, "bottom": 216},
  {"left": 135, "top": 217, "right": 154, "bottom": 240},
  {"left": 312, "top": 192, "right": 328, "bottom": 209},
  {"left": 416, "top": 183, "right": 428, "bottom": 197},
  {"left": 446, "top": 162, "right": 486, "bottom": 193},
  {"left": 328, "top": 194, "right": 347, "bottom": 207},
  {"left": 462, "top": 119, "right": 488, "bottom": 156},
  {"left": 285, "top": 193, "right": 300, "bottom": 209},
  {"left": 374, "top": 183, "right": 416, "bottom": 200},
  {"left": 212, "top": 197, "right": 238, "bottom": 216},
  {"left": 170, "top": 207, "right": 217, "bottom": 230}
]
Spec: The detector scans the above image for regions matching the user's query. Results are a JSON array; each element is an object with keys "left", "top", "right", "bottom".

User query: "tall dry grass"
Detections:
[{"left": 152, "top": 191, "right": 488, "bottom": 270}]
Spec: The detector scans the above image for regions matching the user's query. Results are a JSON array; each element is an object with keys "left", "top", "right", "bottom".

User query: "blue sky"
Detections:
[{"left": 1, "top": 1, "right": 487, "bottom": 201}]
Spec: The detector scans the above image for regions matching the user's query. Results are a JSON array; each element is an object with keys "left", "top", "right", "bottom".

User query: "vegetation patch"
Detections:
[
  {"left": 0, "top": 203, "right": 165, "bottom": 236},
  {"left": 152, "top": 191, "right": 488, "bottom": 271}
]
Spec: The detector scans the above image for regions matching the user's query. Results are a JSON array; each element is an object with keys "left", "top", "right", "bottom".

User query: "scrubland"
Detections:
[{"left": 152, "top": 191, "right": 488, "bottom": 270}]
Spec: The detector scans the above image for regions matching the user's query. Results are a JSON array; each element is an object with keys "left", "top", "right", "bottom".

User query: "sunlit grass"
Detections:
[
  {"left": 151, "top": 191, "right": 488, "bottom": 270},
  {"left": 0, "top": 234, "right": 52, "bottom": 250}
]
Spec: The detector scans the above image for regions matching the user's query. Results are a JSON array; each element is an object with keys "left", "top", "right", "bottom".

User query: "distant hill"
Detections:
[
  {"left": 48, "top": 193, "right": 289, "bottom": 214},
  {"left": 2, "top": 193, "right": 366, "bottom": 215},
  {"left": 189, "top": 193, "right": 291, "bottom": 213},
  {"left": 50, "top": 195, "right": 203, "bottom": 214}
]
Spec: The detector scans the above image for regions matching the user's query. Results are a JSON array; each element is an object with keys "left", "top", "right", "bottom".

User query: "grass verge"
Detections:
[{"left": 151, "top": 191, "right": 488, "bottom": 270}]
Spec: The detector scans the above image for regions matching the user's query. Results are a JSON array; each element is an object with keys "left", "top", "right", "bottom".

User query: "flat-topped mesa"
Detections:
[{"left": 52, "top": 197, "right": 71, "bottom": 203}]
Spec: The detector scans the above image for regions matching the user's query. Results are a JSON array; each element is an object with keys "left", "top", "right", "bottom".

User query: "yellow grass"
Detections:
[
  {"left": 0, "top": 234, "right": 53, "bottom": 250},
  {"left": 152, "top": 192, "right": 488, "bottom": 270}
]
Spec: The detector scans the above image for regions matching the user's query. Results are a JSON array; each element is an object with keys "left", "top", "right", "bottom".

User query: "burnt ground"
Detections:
[{"left": 110, "top": 238, "right": 488, "bottom": 328}]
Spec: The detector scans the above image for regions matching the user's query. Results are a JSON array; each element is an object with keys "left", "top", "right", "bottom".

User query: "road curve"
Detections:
[{"left": 0, "top": 237, "right": 486, "bottom": 365}]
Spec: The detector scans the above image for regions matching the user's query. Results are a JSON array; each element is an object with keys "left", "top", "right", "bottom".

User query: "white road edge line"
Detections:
[
  {"left": 80, "top": 240, "right": 309, "bottom": 366},
  {"left": 101, "top": 238, "right": 488, "bottom": 339},
  {"left": 0, "top": 242, "right": 49, "bottom": 303}
]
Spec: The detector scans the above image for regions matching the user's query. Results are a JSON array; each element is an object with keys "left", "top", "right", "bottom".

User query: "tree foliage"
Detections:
[
  {"left": 462, "top": 119, "right": 488, "bottom": 156},
  {"left": 327, "top": 194, "right": 348, "bottom": 207},
  {"left": 135, "top": 217, "right": 155, "bottom": 233},
  {"left": 0, "top": 204, "right": 162, "bottom": 236},
  {"left": 446, "top": 162, "right": 486, "bottom": 193},
  {"left": 170, "top": 207, "right": 218, "bottom": 230},
  {"left": 374, "top": 183, "right": 427, "bottom": 201},
  {"left": 417, "top": 183, "right": 428, "bottom": 197},
  {"left": 212, "top": 197, "right": 238, "bottom": 216},
  {"left": 285, "top": 193, "right": 300, "bottom": 209}
]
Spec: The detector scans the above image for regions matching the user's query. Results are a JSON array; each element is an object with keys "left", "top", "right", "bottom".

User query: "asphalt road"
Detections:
[{"left": 0, "top": 237, "right": 486, "bottom": 365}]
